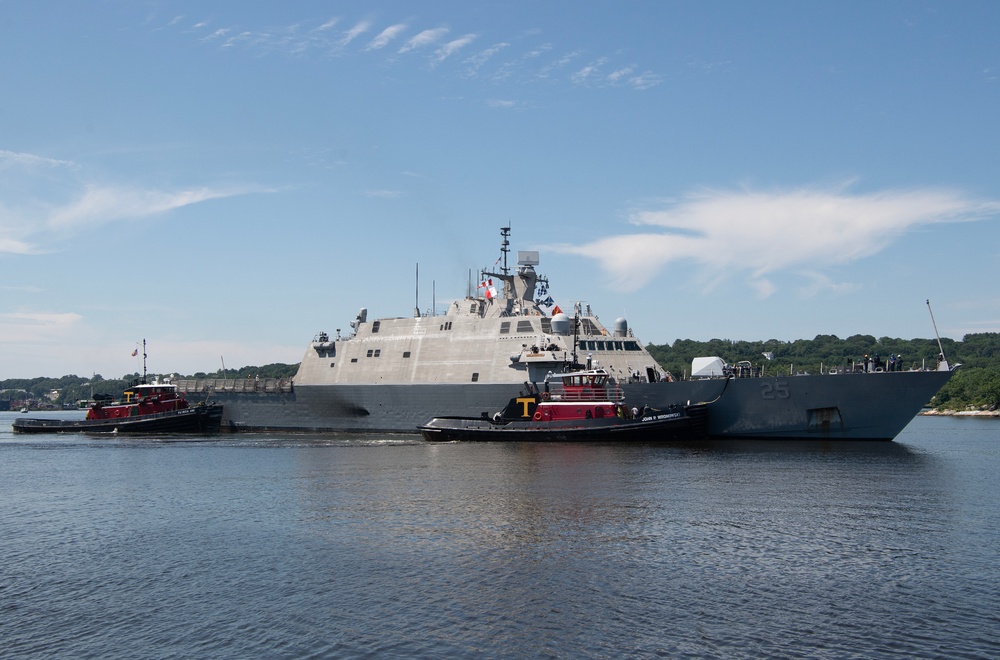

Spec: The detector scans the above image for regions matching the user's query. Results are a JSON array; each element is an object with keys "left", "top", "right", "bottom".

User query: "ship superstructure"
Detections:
[{"left": 297, "top": 228, "right": 663, "bottom": 390}]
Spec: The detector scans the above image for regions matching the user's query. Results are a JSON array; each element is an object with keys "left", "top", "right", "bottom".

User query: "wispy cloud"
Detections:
[
  {"left": 166, "top": 14, "right": 662, "bottom": 93},
  {"left": 571, "top": 57, "right": 609, "bottom": 85},
  {"left": 46, "top": 185, "right": 252, "bottom": 231},
  {"left": 462, "top": 42, "right": 509, "bottom": 77},
  {"left": 367, "top": 23, "right": 408, "bottom": 51},
  {"left": 550, "top": 184, "right": 1000, "bottom": 296},
  {"left": 0, "top": 149, "right": 76, "bottom": 170},
  {"left": 399, "top": 28, "right": 449, "bottom": 54},
  {"left": 0, "top": 150, "right": 269, "bottom": 255},
  {"left": 315, "top": 18, "right": 339, "bottom": 32},
  {"left": 339, "top": 20, "right": 371, "bottom": 47}
]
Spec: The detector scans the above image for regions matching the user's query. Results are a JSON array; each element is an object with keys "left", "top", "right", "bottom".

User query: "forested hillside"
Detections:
[{"left": 3, "top": 335, "right": 998, "bottom": 411}]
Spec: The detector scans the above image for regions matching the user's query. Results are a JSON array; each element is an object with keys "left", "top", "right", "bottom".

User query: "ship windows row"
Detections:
[
  {"left": 497, "top": 318, "right": 606, "bottom": 337},
  {"left": 579, "top": 340, "right": 642, "bottom": 351}
]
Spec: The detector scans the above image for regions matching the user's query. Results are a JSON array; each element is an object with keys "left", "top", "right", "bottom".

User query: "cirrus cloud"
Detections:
[
  {"left": 550, "top": 183, "right": 1000, "bottom": 297},
  {"left": 0, "top": 150, "right": 270, "bottom": 255}
]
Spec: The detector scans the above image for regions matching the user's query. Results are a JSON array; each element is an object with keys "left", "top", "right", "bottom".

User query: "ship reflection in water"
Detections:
[{"left": 2, "top": 415, "right": 996, "bottom": 658}]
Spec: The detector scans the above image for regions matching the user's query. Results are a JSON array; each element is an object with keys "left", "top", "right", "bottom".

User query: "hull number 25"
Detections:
[{"left": 760, "top": 381, "right": 790, "bottom": 400}]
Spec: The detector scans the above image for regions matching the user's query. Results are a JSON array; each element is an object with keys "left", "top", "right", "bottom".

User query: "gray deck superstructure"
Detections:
[{"left": 176, "top": 227, "right": 954, "bottom": 440}]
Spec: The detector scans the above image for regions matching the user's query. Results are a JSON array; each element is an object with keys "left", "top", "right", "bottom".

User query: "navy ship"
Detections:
[{"left": 176, "top": 227, "right": 955, "bottom": 440}]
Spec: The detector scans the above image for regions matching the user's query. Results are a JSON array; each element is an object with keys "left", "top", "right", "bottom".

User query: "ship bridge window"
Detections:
[
  {"left": 516, "top": 320, "right": 534, "bottom": 333},
  {"left": 366, "top": 349, "right": 381, "bottom": 358},
  {"left": 500, "top": 321, "right": 511, "bottom": 334},
  {"left": 371, "top": 321, "right": 381, "bottom": 333},
  {"left": 625, "top": 341, "right": 640, "bottom": 351}
]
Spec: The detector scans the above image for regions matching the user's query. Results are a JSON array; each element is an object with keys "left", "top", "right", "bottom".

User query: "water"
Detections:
[{"left": 1, "top": 412, "right": 997, "bottom": 659}]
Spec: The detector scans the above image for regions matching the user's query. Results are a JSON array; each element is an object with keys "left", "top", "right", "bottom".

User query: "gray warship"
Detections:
[{"left": 176, "top": 227, "right": 955, "bottom": 440}]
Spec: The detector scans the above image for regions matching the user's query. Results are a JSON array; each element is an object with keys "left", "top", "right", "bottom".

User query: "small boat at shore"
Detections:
[
  {"left": 13, "top": 380, "right": 223, "bottom": 434},
  {"left": 419, "top": 368, "right": 708, "bottom": 442}
]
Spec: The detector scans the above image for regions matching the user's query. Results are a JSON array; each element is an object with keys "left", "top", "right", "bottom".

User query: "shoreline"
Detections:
[{"left": 921, "top": 409, "right": 1000, "bottom": 417}]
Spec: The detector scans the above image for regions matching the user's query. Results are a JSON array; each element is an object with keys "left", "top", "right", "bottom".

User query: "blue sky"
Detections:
[{"left": 2, "top": 1, "right": 999, "bottom": 379}]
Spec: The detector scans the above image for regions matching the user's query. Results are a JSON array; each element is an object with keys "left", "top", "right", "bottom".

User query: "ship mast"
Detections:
[{"left": 500, "top": 225, "right": 510, "bottom": 275}]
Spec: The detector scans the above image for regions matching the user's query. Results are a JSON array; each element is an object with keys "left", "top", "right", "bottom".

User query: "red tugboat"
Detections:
[
  {"left": 12, "top": 343, "right": 223, "bottom": 435},
  {"left": 418, "top": 369, "right": 708, "bottom": 442}
]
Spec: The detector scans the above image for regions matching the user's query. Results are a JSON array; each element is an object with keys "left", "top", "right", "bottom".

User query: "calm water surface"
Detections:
[{"left": 1, "top": 412, "right": 997, "bottom": 659}]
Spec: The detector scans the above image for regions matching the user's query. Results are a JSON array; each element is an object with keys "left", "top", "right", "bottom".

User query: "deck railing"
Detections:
[{"left": 174, "top": 378, "right": 294, "bottom": 394}]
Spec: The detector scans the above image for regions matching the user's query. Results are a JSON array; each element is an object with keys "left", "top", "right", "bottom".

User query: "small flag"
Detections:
[
  {"left": 131, "top": 348, "right": 138, "bottom": 357},
  {"left": 479, "top": 279, "right": 497, "bottom": 299},
  {"left": 552, "top": 305, "right": 562, "bottom": 315}
]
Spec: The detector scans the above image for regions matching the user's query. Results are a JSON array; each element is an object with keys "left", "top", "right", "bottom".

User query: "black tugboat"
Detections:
[{"left": 419, "top": 369, "right": 707, "bottom": 442}]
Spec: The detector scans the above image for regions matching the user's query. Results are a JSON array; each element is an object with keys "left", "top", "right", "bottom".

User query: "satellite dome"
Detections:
[{"left": 551, "top": 313, "right": 571, "bottom": 335}]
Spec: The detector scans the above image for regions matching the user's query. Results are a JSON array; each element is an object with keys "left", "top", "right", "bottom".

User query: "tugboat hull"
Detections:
[{"left": 12, "top": 404, "right": 224, "bottom": 435}]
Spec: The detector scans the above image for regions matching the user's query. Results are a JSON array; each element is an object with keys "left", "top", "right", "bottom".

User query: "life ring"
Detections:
[
  {"left": 533, "top": 412, "right": 543, "bottom": 421},
  {"left": 541, "top": 391, "right": 550, "bottom": 400}
]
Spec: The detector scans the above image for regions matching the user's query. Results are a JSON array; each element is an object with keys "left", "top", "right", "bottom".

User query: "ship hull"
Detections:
[{"left": 208, "top": 370, "right": 951, "bottom": 441}]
